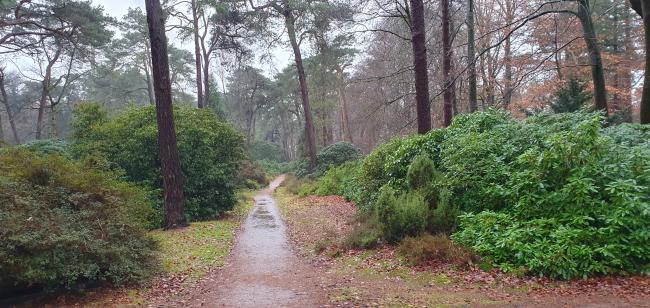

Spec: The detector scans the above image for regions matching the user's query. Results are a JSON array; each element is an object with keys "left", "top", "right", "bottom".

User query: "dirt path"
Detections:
[{"left": 154, "top": 175, "right": 326, "bottom": 307}]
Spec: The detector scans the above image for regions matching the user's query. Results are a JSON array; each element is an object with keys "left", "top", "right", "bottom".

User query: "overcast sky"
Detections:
[
  {"left": 95, "top": 0, "right": 144, "bottom": 18},
  {"left": 91, "top": 0, "right": 291, "bottom": 78}
]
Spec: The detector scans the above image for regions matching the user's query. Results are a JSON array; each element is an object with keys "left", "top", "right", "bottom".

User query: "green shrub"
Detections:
[
  {"left": 0, "top": 149, "right": 156, "bottom": 290},
  {"left": 353, "top": 110, "right": 650, "bottom": 279},
  {"left": 384, "top": 129, "right": 447, "bottom": 191},
  {"left": 375, "top": 187, "right": 429, "bottom": 243},
  {"left": 20, "top": 139, "right": 71, "bottom": 157},
  {"left": 343, "top": 215, "right": 383, "bottom": 249},
  {"left": 602, "top": 123, "right": 650, "bottom": 146},
  {"left": 282, "top": 174, "right": 316, "bottom": 197},
  {"left": 428, "top": 199, "right": 460, "bottom": 235},
  {"left": 296, "top": 142, "right": 362, "bottom": 177},
  {"left": 406, "top": 154, "right": 436, "bottom": 191},
  {"left": 449, "top": 114, "right": 650, "bottom": 279},
  {"left": 236, "top": 159, "right": 269, "bottom": 188},
  {"left": 356, "top": 138, "right": 405, "bottom": 210},
  {"left": 314, "top": 160, "right": 362, "bottom": 202},
  {"left": 258, "top": 159, "right": 291, "bottom": 176},
  {"left": 398, "top": 234, "right": 478, "bottom": 266},
  {"left": 549, "top": 78, "right": 592, "bottom": 114},
  {"left": 72, "top": 104, "right": 245, "bottom": 225},
  {"left": 315, "top": 142, "right": 362, "bottom": 175}
]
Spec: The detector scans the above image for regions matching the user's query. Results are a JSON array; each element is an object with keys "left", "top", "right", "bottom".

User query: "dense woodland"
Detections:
[
  {"left": 1, "top": 0, "right": 648, "bottom": 152},
  {"left": 0, "top": 0, "right": 649, "bottom": 302}
]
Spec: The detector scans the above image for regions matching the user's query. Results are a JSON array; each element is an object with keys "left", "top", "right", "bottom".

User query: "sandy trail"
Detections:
[{"left": 154, "top": 175, "right": 325, "bottom": 307}]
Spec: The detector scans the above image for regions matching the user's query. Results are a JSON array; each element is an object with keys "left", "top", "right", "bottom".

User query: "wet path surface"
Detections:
[{"left": 173, "top": 175, "right": 325, "bottom": 307}]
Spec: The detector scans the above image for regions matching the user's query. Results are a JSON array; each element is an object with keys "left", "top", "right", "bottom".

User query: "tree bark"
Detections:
[
  {"left": 502, "top": 0, "right": 514, "bottom": 109},
  {"left": 203, "top": 57, "right": 211, "bottom": 108},
  {"left": 467, "top": 0, "right": 478, "bottom": 112},
  {"left": 633, "top": 0, "right": 650, "bottom": 123},
  {"left": 0, "top": 71, "right": 20, "bottom": 144},
  {"left": 577, "top": 0, "right": 608, "bottom": 113},
  {"left": 335, "top": 67, "right": 353, "bottom": 143},
  {"left": 0, "top": 103, "right": 4, "bottom": 144},
  {"left": 144, "top": 53, "right": 156, "bottom": 105},
  {"left": 442, "top": 0, "right": 454, "bottom": 127},
  {"left": 409, "top": 0, "right": 432, "bottom": 133},
  {"left": 285, "top": 11, "right": 317, "bottom": 169},
  {"left": 36, "top": 48, "right": 61, "bottom": 140},
  {"left": 191, "top": 0, "right": 204, "bottom": 108},
  {"left": 145, "top": 0, "right": 188, "bottom": 230}
]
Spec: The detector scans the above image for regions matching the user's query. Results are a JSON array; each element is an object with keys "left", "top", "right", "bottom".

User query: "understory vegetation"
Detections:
[
  {"left": 72, "top": 104, "right": 245, "bottom": 225},
  {"left": 0, "top": 148, "right": 156, "bottom": 291},
  {"left": 0, "top": 104, "right": 259, "bottom": 293},
  {"left": 303, "top": 110, "right": 650, "bottom": 279}
]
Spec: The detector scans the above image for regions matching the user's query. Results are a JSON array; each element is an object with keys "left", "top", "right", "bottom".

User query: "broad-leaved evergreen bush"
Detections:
[
  {"left": 295, "top": 142, "right": 362, "bottom": 177},
  {"left": 348, "top": 110, "right": 650, "bottom": 279},
  {"left": 314, "top": 160, "right": 362, "bottom": 202},
  {"left": 355, "top": 138, "right": 405, "bottom": 210},
  {"left": 0, "top": 149, "right": 156, "bottom": 291},
  {"left": 72, "top": 104, "right": 244, "bottom": 225}
]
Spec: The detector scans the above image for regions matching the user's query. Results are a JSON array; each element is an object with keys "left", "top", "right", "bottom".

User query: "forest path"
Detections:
[{"left": 156, "top": 175, "right": 326, "bottom": 307}]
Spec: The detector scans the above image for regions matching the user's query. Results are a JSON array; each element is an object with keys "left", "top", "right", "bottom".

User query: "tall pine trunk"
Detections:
[
  {"left": 203, "top": 55, "right": 211, "bottom": 108},
  {"left": 577, "top": 0, "right": 608, "bottom": 113},
  {"left": 409, "top": 0, "right": 432, "bottom": 133},
  {"left": 442, "top": 0, "right": 454, "bottom": 127},
  {"left": 467, "top": 0, "right": 477, "bottom": 112},
  {"left": 191, "top": 0, "right": 204, "bottom": 109},
  {"left": 285, "top": 11, "right": 317, "bottom": 169},
  {"left": 145, "top": 0, "right": 187, "bottom": 229},
  {"left": 637, "top": 0, "right": 650, "bottom": 123},
  {"left": 335, "top": 67, "right": 353, "bottom": 143},
  {"left": 145, "top": 63, "right": 156, "bottom": 105}
]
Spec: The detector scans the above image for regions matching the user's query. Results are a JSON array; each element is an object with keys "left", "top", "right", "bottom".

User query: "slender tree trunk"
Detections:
[
  {"left": 335, "top": 67, "right": 353, "bottom": 143},
  {"left": 503, "top": 40, "right": 513, "bottom": 108},
  {"left": 145, "top": 0, "right": 187, "bottom": 230},
  {"left": 0, "top": 104, "right": 4, "bottom": 143},
  {"left": 621, "top": 3, "right": 633, "bottom": 111},
  {"left": 36, "top": 49, "right": 61, "bottom": 140},
  {"left": 638, "top": 0, "right": 650, "bottom": 123},
  {"left": 409, "top": 0, "right": 432, "bottom": 133},
  {"left": 191, "top": 0, "right": 204, "bottom": 109},
  {"left": 577, "top": 0, "right": 608, "bottom": 113},
  {"left": 553, "top": 15, "right": 565, "bottom": 80},
  {"left": 285, "top": 11, "right": 317, "bottom": 169},
  {"left": 467, "top": 0, "right": 478, "bottom": 112},
  {"left": 0, "top": 70, "right": 19, "bottom": 144},
  {"left": 502, "top": 0, "right": 514, "bottom": 109},
  {"left": 49, "top": 105, "right": 58, "bottom": 139},
  {"left": 144, "top": 60, "right": 156, "bottom": 105},
  {"left": 442, "top": 0, "right": 454, "bottom": 127},
  {"left": 203, "top": 55, "right": 211, "bottom": 108}
]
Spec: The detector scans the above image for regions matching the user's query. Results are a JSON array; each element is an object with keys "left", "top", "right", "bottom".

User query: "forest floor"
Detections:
[{"left": 20, "top": 177, "right": 650, "bottom": 307}]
